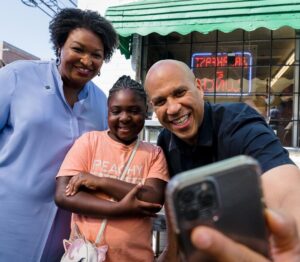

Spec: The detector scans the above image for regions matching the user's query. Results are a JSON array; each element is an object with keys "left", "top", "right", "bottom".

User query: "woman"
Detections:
[{"left": 0, "top": 8, "right": 117, "bottom": 262}]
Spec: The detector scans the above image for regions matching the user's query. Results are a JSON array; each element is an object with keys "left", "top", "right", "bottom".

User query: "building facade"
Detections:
[
  {"left": 0, "top": 41, "right": 39, "bottom": 68},
  {"left": 106, "top": 0, "right": 300, "bottom": 148},
  {"left": 142, "top": 27, "right": 298, "bottom": 147}
]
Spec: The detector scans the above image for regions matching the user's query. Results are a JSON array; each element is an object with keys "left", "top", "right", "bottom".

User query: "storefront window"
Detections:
[
  {"left": 244, "top": 40, "right": 271, "bottom": 66},
  {"left": 192, "top": 31, "right": 216, "bottom": 43},
  {"left": 273, "top": 26, "right": 295, "bottom": 39},
  {"left": 271, "top": 39, "right": 294, "bottom": 65},
  {"left": 218, "top": 29, "right": 243, "bottom": 42},
  {"left": 245, "top": 28, "right": 271, "bottom": 40},
  {"left": 142, "top": 27, "right": 300, "bottom": 147}
]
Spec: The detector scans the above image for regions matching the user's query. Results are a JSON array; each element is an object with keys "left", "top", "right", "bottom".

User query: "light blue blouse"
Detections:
[{"left": 0, "top": 60, "right": 108, "bottom": 261}]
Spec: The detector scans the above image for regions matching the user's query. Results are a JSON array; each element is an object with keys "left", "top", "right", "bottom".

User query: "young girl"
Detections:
[{"left": 55, "top": 75, "right": 169, "bottom": 262}]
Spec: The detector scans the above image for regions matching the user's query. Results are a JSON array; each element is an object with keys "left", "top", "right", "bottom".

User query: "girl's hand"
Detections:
[
  {"left": 65, "top": 172, "right": 100, "bottom": 196},
  {"left": 118, "top": 184, "right": 162, "bottom": 217}
]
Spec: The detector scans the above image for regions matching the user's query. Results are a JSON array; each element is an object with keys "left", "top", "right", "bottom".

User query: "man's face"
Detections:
[{"left": 146, "top": 62, "right": 205, "bottom": 145}]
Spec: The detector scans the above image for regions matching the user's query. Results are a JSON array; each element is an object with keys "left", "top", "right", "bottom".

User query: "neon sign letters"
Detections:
[{"left": 191, "top": 52, "right": 253, "bottom": 95}]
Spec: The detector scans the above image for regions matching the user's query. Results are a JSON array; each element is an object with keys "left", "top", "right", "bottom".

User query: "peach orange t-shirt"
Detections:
[{"left": 57, "top": 130, "right": 169, "bottom": 262}]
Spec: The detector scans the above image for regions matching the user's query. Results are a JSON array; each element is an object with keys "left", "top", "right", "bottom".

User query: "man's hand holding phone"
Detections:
[
  {"left": 191, "top": 208, "right": 300, "bottom": 262},
  {"left": 165, "top": 156, "right": 270, "bottom": 261}
]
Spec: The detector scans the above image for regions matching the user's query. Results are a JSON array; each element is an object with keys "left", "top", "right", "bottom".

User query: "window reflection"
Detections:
[{"left": 143, "top": 27, "right": 298, "bottom": 146}]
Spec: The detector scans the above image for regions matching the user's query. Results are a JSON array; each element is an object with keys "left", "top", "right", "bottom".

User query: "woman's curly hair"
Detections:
[{"left": 49, "top": 8, "right": 118, "bottom": 62}]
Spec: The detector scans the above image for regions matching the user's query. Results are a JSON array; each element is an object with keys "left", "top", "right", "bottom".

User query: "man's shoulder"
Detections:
[
  {"left": 209, "top": 102, "right": 263, "bottom": 126},
  {"left": 211, "top": 102, "right": 255, "bottom": 115}
]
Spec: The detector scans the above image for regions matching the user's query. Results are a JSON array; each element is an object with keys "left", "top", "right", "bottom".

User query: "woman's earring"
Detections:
[
  {"left": 56, "top": 49, "right": 61, "bottom": 66},
  {"left": 56, "top": 57, "right": 61, "bottom": 66},
  {"left": 97, "top": 71, "right": 101, "bottom": 76}
]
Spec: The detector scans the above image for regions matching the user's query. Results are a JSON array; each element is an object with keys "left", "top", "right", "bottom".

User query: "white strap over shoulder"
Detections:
[
  {"left": 120, "top": 140, "right": 140, "bottom": 180},
  {"left": 95, "top": 219, "right": 107, "bottom": 245},
  {"left": 94, "top": 139, "right": 140, "bottom": 245}
]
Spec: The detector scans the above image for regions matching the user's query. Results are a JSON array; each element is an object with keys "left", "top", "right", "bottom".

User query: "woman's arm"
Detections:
[
  {"left": 55, "top": 176, "right": 162, "bottom": 218},
  {"left": 0, "top": 66, "right": 15, "bottom": 130}
]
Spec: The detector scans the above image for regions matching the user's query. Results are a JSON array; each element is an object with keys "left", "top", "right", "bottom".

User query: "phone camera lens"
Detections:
[
  {"left": 180, "top": 190, "right": 195, "bottom": 204},
  {"left": 197, "top": 182, "right": 216, "bottom": 210},
  {"left": 198, "top": 192, "right": 214, "bottom": 208}
]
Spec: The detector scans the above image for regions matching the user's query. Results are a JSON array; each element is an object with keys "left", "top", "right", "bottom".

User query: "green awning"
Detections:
[{"left": 105, "top": 0, "right": 300, "bottom": 58}]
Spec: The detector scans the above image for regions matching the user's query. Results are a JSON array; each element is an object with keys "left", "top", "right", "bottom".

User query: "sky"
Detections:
[
  {"left": 0, "top": 0, "right": 76, "bottom": 60},
  {"left": 0, "top": 0, "right": 136, "bottom": 95}
]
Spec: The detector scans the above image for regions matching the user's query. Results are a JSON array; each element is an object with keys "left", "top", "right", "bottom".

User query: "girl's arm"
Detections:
[
  {"left": 55, "top": 176, "right": 162, "bottom": 218},
  {"left": 65, "top": 172, "right": 167, "bottom": 205},
  {"left": 64, "top": 172, "right": 136, "bottom": 200},
  {"left": 64, "top": 145, "right": 169, "bottom": 208},
  {"left": 137, "top": 177, "right": 167, "bottom": 205}
]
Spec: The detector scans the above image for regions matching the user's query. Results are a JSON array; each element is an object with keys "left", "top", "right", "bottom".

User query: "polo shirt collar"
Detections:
[{"left": 168, "top": 102, "right": 214, "bottom": 151}]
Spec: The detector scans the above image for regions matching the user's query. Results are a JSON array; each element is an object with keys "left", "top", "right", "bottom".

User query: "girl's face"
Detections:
[
  {"left": 58, "top": 28, "right": 104, "bottom": 89},
  {"left": 108, "top": 89, "right": 147, "bottom": 145}
]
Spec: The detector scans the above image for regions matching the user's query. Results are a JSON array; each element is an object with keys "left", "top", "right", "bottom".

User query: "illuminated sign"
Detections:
[{"left": 191, "top": 52, "right": 253, "bottom": 95}]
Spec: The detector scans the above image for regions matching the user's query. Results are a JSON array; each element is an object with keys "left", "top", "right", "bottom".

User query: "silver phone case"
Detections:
[{"left": 165, "top": 155, "right": 269, "bottom": 261}]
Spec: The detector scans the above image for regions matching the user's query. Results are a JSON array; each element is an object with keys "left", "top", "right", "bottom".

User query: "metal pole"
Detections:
[{"left": 292, "top": 31, "right": 300, "bottom": 147}]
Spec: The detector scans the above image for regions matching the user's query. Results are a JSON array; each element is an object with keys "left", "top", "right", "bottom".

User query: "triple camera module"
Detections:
[{"left": 177, "top": 181, "right": 219, "bottom": 221}]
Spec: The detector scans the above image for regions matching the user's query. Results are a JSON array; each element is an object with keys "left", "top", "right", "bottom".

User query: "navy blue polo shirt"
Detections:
[{"left": 157, "top": 102, "right": 294, "bottom": 177}]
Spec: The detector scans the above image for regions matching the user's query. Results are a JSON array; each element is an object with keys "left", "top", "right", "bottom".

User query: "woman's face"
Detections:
[
  {"left": 108, "top": 89, "right": 147, "bottom": 145},
  {"left": 58, "top": 28, "right": 104, "bottom": 89}
]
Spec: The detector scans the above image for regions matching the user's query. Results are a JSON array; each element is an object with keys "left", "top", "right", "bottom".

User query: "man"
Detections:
[{"left": 144, "top": 59, "right": 300, "bottom": 261}]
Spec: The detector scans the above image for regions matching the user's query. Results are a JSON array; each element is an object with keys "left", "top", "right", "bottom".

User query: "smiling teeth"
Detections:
[
  {"left": 119, "top": 127, "right": 130, "bottom": 130},
  {"left": 173, "top": 115, "right": 189, "bottom": 125},
  {"left": 78, "top": 68, "right": 90, "bottom": 73}
]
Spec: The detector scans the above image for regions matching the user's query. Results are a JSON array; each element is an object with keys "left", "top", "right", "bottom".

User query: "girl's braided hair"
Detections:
[{"left": 108, "top": 75, "right": 147, "bottom": 106}]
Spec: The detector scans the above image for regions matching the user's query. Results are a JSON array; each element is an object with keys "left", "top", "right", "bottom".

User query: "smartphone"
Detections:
[{"left": 165, "top": 155, "right": 270, "bottom": 262}]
